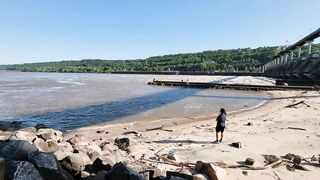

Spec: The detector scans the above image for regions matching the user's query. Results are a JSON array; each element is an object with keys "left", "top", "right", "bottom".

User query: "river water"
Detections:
[{"left": 0, "top": 71, "right": 271, "bottom": 131}]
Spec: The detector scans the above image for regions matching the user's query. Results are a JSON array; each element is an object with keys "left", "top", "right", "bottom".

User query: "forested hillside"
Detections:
[{"left": 1, "top": 45, "right": 320, "bottom": 73}]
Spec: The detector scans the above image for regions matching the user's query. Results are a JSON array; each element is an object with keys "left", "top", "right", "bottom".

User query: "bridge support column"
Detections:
[
  {"left": 285, "top": 54, "right": 288, "bottom": 62},
  {"left": 298, "top": 47, "right": 301, "bottom": 58},
  {"left": 290, "top": 51, "right": 294, "bottom": 60},
  {"left": 307, "top": 41, "right": 313, "bottom": 55}
]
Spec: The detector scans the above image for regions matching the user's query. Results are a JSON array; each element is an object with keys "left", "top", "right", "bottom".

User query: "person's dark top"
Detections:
[{"left": 216, "top": 113, "right": 226, "bottom": 127}]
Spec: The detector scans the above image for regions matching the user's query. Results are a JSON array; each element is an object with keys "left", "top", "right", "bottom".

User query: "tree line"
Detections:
[{"left": 1, "top": 44, "right": 319, "bottom": 73}]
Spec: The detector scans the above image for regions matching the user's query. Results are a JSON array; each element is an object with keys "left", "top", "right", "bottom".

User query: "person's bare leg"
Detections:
[
  {"left": 216, "top": 132, "right": 219, "bottom": 142},
  {"left": 219, "top": 132, "right": 224, "bottom": 142}
]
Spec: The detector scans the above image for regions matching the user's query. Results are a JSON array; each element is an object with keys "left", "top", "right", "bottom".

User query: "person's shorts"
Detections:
[{"left": 216, "top": 125, "right": 225, "bottom": 133}]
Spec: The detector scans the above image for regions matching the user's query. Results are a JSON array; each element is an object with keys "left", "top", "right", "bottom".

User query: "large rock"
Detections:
[
  {"left": 67, "top": 135, "right": 88, "bottom": 146},
  {"left": 19, "top": 127, "right": 37, "bottom": 134},
  {"left": 0, "top": 157, "right": 4, "bottom": 180},
  {"left": 0, "top": 140, "right": 38, "bottom": 161},
  {"left": 73, "top": 142, "right": 102, "bottom": 161},
  {"left": 84, "top": 158, "right": 111, "bottom": 174},
  {"left": 36, "top": 129, "right": 63, "bottom": 142},
  {"left": 62, "top": 152, "right": 91, "bottom": 172},
  {"left": 195, "top": 161, "right": 226, "bottom": 180},
  {"left": 87, "top": 170, "right": 108, "bottom": 180},
  {"left": 4, "top": 160, "right": 42, "bottom": 180},
  {"left": 106, "top": 162, "right": 144, "bottom": 180},
  {"left": 14, "top": 130, "right": 37, "bottom": 142},
  {"left": 28, "top": 151, "right": 73, "bottom": 180},
  {"left": 33, "top": 138, "right": 50, "bottom": 152}
]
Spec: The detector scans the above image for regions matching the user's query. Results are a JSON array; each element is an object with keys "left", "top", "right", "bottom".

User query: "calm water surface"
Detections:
[{"left": 0, "top": 71, "right": 271, "bottom": 131}]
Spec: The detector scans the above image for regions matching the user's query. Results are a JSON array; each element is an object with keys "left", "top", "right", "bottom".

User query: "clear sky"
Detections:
[{"left": 0, "top": 0, "right": 319, "bottom": 64}]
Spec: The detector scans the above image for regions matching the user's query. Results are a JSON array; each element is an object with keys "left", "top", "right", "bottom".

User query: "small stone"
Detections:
[
  {"left": 167, "top": 151, "right": 181, "bottom": 162},
  {"left": 230, "top": 142, "right": 242, "bottom": 148},
  {"left": 293, "top": 156, "right": 302, "bottom": 165},
  {"left": 245, "top": 158, "right": 255, "bottom": 165},
  {"left": 96, "top": 130, "right": 104, "bottom": 134},
  {"left": 242, "top": 170, "right": 248, "bottom": 176},
  {"left": 114, "top": 137, "right": 130, "bottom": 151},
  {"left": 247, "top": 122, "right": 252, "bottom": 126}
]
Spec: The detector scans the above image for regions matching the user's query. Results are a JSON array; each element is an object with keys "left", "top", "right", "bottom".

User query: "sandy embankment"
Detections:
[{"left": 66, "top": 80, "right": 320, "bottom": 179}]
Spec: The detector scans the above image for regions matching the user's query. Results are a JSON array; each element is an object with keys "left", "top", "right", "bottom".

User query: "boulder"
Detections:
[
  {"left": 193, "top": 174, "right": 209, "bottom": 180},
  {"left": 19, "top": 127, "right": 37, "bottom": 133},
  {"left": 46, "top": 140, "right": 60, "bottom": 153},
  {"left": 4, "top": 160, "right": 42, "bottom": 180},
  {"left": 0, "top": 140, "right": 38, "bottom": 161},
  {"left": 33, "top": 138, "right": 50, "bottom": 152},
  {"left": 90, "top": 158, "right": 111, "bottom": 173},
  {"left": 66, "top": 135, "right": 88, "bottom": 146},
  {"left": 87, "top": 170, "right": 108, "bottom": 180},
  {"left": 195, "top": 161, "right": 226, "bottom": 180},
  {"left": 0, "top": 131, "right": 13, "bottom": 141},
  {"left": 0, "top": 157, "right": 5, "bottom": 180},
  {"left": 54, "top": 150, "right": 72, "bottom": 161},
  {"left": 106, "top": 162, "right": 144, "bottom": 180},
  {"left": 14, "top": 130, "right": 37, "bottom": 142},
  {"left": 114, "top": 137, "right": 130, "bottom": 151},
  {"left": 245, "top": 158, "right": 255, "bottom": 165},
  {"left": 63, "top": 152, "right": 91, "bottom": 172},
  {"left": 37, "top": 129, "right": 63, "bottom": 142},
  {"left": 28, "top": 151, "right": 73, "bottom": 180},
  {"left": 57, "top": 142, "right": 73, "bottom": 152}
]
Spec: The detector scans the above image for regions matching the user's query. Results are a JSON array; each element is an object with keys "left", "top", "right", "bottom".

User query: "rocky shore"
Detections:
[{"left": 1, "top": 90, "right": 320, "bottom": 180}]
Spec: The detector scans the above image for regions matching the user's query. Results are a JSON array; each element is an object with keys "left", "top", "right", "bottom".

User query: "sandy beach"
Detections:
[{"left": 64, "top": 89, "right": 320, "bottom": 180}]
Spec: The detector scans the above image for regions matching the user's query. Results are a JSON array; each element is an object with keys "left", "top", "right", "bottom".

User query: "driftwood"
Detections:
[
  {"left": 144, "top": 125, "right": 173, "bottom": 132},
  {"left": 287, "top": 127, "right": 306, "bottom": 131},
  {"left": 122, "top": 131, "right": 139, "bottom": 135},
  {"left": 285, "top": 100, "right": 310, "bottom": 108}
]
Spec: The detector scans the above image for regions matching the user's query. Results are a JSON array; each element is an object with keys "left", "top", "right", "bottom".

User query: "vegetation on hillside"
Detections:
[{"left": 1, "top": 44, "right": 319, "bottom": 73}]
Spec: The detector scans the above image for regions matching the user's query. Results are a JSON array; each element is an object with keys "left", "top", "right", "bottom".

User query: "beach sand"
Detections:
[{"left": 66, "top": 89, "right": 320, "bottom": 180}]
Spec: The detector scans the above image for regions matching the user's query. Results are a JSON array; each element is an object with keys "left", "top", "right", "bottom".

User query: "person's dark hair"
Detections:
[{"left": 220, "top": 108, "right": 226, "bottom": 115}]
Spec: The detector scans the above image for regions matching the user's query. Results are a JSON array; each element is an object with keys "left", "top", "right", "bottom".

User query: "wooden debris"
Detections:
[
  {"left": 285, "top": 100, "right": 310, "bottom": 108},
  {"left": 122, "top": 131, "right": 139, "bottom": 135},
  {"left": 273, "top": 171, "right": 282, "bottom": 180},
  {"left": 287, "top": 127, "right": 306, "bottom": 131},
  {"left": 144, "top": 125, "right": 173, "bottom": 132}
]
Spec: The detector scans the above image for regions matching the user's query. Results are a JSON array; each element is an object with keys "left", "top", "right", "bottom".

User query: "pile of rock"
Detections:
[{"left": 0, "top": 127, "right": 146, "bottom": 179}]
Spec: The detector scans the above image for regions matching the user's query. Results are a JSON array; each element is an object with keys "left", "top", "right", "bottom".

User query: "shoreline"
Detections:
[
  {"left": 66, "top": 91, "right": 271, "bottom": 138},
  {"left": 65, "top": 90, "right": 320, "bottom": 179}
]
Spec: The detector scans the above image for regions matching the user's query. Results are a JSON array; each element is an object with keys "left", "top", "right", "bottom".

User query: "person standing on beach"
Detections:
[{"left": 215, "top": 108, "right": 226, "bottom": 143}]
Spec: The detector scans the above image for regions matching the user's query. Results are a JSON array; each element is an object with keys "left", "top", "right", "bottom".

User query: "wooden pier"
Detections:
[{"left": 148, "top": 80, "right": 318, "bottom": 91}]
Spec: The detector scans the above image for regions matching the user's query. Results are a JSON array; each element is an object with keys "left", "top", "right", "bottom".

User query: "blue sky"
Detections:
[{"left": 0, "top": 0, "right": 319, "bottom": 64}]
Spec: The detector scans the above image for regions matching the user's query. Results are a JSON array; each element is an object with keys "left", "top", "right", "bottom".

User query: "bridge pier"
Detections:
[
  {"left": 298, "top": 46, "right": 302, "bottom": 58},
  {"left": 307, "top": 41, "right": 313, "bottom": 55}
]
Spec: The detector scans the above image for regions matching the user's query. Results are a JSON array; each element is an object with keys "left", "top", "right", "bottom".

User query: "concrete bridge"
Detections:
[{"left": 261, "top": 28, "right": 320, "bottom": 84}]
